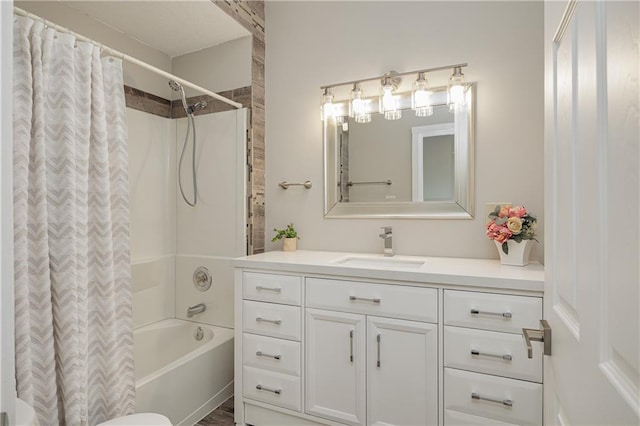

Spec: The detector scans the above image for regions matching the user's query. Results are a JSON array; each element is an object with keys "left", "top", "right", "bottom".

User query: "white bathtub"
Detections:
[{"left": 134, "top": 319, "right": 234, "bottom": 425}]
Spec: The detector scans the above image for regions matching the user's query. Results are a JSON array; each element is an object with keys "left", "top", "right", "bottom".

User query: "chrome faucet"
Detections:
[
  {"left": 186, "top": 303, "right": 206, "bottom": 318},
  {"left": 379, "top": 226, "right": 393, "bottom": 257}
]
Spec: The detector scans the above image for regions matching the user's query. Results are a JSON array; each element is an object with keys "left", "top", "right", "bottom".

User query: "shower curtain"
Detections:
[{"left": 12, "top": 16, "right": 135, "bottom": 426}]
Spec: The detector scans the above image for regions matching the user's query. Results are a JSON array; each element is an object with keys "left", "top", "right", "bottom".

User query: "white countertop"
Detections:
[{"left": 234, "top": 250, "right": 544, "bottom": 293}]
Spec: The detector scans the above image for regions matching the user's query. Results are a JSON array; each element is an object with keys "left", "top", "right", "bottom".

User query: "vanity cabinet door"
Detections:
[
  {"left": 305, "top": 309, "right": 366, "bottom": 426},
  {"left": 367, "top": 316, "right": 438, "bottom": 426}
]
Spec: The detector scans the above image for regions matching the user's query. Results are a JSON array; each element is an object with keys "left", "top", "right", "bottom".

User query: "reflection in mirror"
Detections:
[
  {"left": 411, "top": 122, "right": 455, "bottom": 202},
  {"left": 324, "top": 85, "right": 474, "bottom": 219}
]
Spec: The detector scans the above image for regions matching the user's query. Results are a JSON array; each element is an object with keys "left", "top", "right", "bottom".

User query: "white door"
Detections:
[
  {"left": 0, "top": 0, "right": 16, "bottom": 423},
  {"left": 544, "top": 0, "right": 639, "bottom": 424},
  {"left": 367, "top": 316, "right": 438, "bottom": 426},
  {"left": 305, "top": 308, "right": 366, "bottom": 425}
]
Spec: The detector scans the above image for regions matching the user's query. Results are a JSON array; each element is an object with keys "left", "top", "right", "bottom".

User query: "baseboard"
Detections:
[{"left": 176, "top": 381, "right": 234, "bottom": 426}]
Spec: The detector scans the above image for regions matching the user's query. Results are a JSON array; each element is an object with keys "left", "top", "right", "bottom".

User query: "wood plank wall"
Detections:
[{"left": 213, "top": 0, "right": 265, "bottom": 255}]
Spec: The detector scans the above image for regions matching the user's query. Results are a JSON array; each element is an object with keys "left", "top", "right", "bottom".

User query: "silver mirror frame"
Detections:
[{"left": 323, "top": 84, "right": 475, "bottom": 219}]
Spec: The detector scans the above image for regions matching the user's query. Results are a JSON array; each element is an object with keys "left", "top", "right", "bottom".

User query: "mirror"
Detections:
[{"left": 324, "top": 85, "right": 474, "bottom": 219}]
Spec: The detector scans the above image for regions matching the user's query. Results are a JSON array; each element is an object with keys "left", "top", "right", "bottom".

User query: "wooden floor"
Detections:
[{"left": 195, "top": 396, "right": 235, "bottom": 426}]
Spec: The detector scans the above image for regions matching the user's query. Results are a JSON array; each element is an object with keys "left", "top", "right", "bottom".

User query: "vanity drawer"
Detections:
[
  {"left": 444, "top": 326, "right": 542, "bottom": 383},
  {"left": 243, "top": 272, "right": 302, "bottom": 306},
  {"left": 306, "top": 278, "right": 437, "bottom": 323},
  {"left": 243, "top": 333, "right": 301, "bottom": 376},
  {"left": 444, "top": 368, "right": 542, "bottom": 426},
  {"left": 243, "top": 301, "right": 301, "bottom": 341},
  {"left": 445, "top": 409, "right": 517, "bottom": 425},
  {"left": 243, "top": 366, "right": 301, "bottom": 412},
  {"left": 444, "top": 290, "right": 542, "bottom": 334}
]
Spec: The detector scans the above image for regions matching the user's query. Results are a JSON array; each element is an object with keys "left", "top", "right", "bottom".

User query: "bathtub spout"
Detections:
[{"left": 186, "top": 303, "right": 206, "bottom": 318}]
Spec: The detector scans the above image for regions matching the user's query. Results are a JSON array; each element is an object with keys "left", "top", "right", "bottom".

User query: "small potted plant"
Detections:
[
  {"left": 272, "top": 223, "right": 300, "bottom": 252},
  {"left": 486, "top": 205, "right": 537, "bottom": 266}
]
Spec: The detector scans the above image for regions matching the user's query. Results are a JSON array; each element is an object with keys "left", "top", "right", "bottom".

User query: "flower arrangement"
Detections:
[{"left": 486, "top": 205, "right": 537, "bottom": 254}]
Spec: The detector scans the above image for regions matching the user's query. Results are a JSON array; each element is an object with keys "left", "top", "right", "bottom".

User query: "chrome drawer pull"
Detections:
[
  {"left": 256, "top": 384, "right": 281, "bottom": 395},
  {"left": 256, "top": 351, "right": 281, "bottom": 360},
  {"left": 349, "top": 295, "right": 381, "bottom": 304},
  {"left": 376, "top": 333, "right": 381, "bottom": 367},
  {"left": 470, "top": 309, "right": 512, "bottom": 318},
  {"left": 256, "top": 285, "right": 282, "bottom": 293},
  {"left": 349, "top": 330, "right": 354, "bottom": 362},
  {"left": 471, "top": 392, "right": 513, "bottom": 407},
  {"left": 471, "top": 349, "right": 513, "bottom": 361},
  {"left": 256, "top": 317, "right": 282, "bottom": 325}
]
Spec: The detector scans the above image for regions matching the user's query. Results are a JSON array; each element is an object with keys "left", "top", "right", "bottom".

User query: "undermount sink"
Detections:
[{"left": 332, "top": 255, "right": 426, "bottom": 269}]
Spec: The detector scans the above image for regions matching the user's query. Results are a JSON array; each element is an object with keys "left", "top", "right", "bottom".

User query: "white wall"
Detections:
[
  {"left": 265, "top": 1, "right": 544, "bottom": 261},
  {"left": 174, "top": 110, "right": 246, "bottom": 328},
  {"left": 173, "top": 39, "right": 251, "bottom": 328},
  {"left": 14, "top": 1, "right": 173, "bottom": 99},
  {"left": 172, "top": 36, "right": 252, "bottom": 97},
  {"left": 127, "top": 108, "right": 176, "bottom": 328}
]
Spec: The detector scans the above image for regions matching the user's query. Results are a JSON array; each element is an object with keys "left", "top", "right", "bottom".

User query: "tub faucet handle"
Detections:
[{"left": 187, "top": 303, "right": 206, "bottom": 318}]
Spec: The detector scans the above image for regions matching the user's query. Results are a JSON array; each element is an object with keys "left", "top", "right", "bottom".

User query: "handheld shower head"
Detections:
[{"left": 168, "top": 79, "right": 189, "bottom": 113}]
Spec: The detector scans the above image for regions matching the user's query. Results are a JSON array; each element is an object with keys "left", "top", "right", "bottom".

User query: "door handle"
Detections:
[{"left": 522, "top": 319, "right": 552, "bottom": 359}]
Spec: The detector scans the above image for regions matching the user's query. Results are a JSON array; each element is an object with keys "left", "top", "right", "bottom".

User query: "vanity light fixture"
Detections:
[
  {"left": 412, "top": 72, "right": 433, "bottom": 117},
  {"left": 349, "top": 83, "right": 371, "bottom": 123},
  {"left": 320, "top": 87, "right": 336, "bottom": 122},
  {"left": 320, "top": 62, "right": 468, "bottom": 122},
  {"left": 447, "top": 66, "right": 466, "bottom": 112},
  {"left": 379, "top": 76, "right": 402, "bottom": 120}
]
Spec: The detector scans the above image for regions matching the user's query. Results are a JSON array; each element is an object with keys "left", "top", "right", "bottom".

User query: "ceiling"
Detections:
[{"left": 60, "top": 0, "right": 251, "bottom": 58}]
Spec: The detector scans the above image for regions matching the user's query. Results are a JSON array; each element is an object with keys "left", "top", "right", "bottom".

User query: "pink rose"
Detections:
[
  {"left": 486, "top": 222, "right": 512, "bottom": 243},
  {"left": 498, "top": 206, "right": 510, "bottom": 218},
  {"left": 509, "top": 206, "right": 527, "bottom": 218}
]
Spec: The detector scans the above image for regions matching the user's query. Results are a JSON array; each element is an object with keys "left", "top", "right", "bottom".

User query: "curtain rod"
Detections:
[{"left": 13, "top": 6, "right": 243, "bottom": 110}]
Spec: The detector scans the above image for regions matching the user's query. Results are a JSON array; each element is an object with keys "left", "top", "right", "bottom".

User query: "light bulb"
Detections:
[
  {"left": 349, "top": 83, "right": 371, "bottom": 123},
  {"left": 412, "top": 72, "right": 433, "bottom": 117},
  {"left": 379, "top": 77, "right": 401, "bottom": 120},
  {"left": 447, "top": 67, "right": 466, "bottom": 113},
  {"left": 320, "top": 88, "right": 336, "bottom": 122}
]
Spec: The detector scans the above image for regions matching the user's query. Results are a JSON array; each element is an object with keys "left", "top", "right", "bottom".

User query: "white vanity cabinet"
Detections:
[
  {"left": 305, "top": 309, "right": 366, "bottom": 425},
  {"left": 365, "top": 316, "right": 438, "bottom": 426},
  {"left": 239, "top": 272, "right": 303, "bottom": 413},
  {"left": 443, "top": 290, "right": 543, "bottom": 425},
  {"left": 305, "top": 278, "right": 439, "bottom": 426},
  {"left": 234, "top": 251, "right": 544, "bottom": 426}
]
